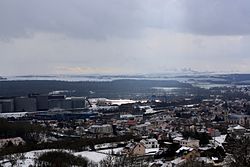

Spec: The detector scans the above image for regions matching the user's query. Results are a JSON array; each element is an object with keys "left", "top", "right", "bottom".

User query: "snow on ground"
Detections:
[
  {"left": 0, "top": 147, "right": 122, "bottom": 166},
  {"left": 95, "top": 143, "right": 117, "bottom": 149},
  {"left": 0, "top": 149, "right": 57, "bottom": 167},
  {"left": 75, "top": 147, "right": 124, "bottom": 163},
  {"left": 98, "top": 147, "right": 123, "bottom": 154},
  {"left": 74, "top": 151, "right": 108, "bottom": 163},
  {"left": 0, "top": 112, "right": 28, "bottom": 118}
]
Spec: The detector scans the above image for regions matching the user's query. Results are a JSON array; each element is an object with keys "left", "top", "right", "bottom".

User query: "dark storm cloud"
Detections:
[{"left": 1, "top": 0, "right": 250, "bottom": 40}]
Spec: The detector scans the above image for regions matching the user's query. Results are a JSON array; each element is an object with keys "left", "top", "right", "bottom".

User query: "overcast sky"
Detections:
[{"left": 1, "top": 0, "right": 250, "bottom": 75}]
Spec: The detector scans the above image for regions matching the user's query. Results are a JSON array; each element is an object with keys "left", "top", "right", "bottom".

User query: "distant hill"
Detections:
[
  {"left": 0, "top": 77, "right": 7, "bottom": 80},
  {"left": 0, "top": 79, "right": 192, "bottom": 98}
]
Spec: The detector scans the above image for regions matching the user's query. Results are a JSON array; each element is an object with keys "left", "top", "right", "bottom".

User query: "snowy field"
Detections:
[
  {"left": 0, "top": 147, "right": 122, "bottom": 167},
  {"left": 0, "top": 146, "right": 160, "bottom": 166},
  {"left": 0, "top": 149, "right": 57, "bottom": 167}
]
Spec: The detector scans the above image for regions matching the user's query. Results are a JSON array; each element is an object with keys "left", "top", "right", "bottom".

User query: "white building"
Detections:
[
  {"left": 89, "top": 124, "right": 113, "bottom": 134},
  {"left": 180, "top": 138, "right": 199, "bottom": 148},
  {"left": 140, "top": 138, "right": 159, "bottom": 149}
]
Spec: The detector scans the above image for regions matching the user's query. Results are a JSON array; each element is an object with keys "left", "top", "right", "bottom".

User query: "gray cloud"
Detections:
[
  {"left": 182, "top": 0, "right": 250, "bottom": 35},
  {"left": 1, "top": 0, "right": 250, "bottom": 40},
  {"left": 1, "top": 0, "right": 250, "bottom": 75},
  {"left": 0, "top": 0, "right": 145, "bottom": 39}
]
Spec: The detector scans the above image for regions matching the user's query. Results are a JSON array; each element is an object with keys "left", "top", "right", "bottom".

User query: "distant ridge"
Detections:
[{"left": 0, "top": 76, "right": 7, "bottom": 80}]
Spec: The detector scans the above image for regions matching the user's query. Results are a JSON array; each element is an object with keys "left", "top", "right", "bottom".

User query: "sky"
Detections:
[{"left": 1, "top": 0, "right": 250, "bottom": 75}]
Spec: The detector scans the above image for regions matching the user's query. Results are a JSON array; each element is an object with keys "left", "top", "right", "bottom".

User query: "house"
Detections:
[
  {"left": 176, "top": 146, "right": 200, "bottom": 160},
  {"left": 135, "top": 122, "right": 153, "bottom": 134},
  {"left": 122, "top": 142, "right": 146, "bottom": 156},
  {"left": 180, "top": 138, "right": 199, "bottom": 148},
  {"left": 227, "top": 114, "right": 250, "bottom": 126},
  {"left": 232, "top": 125, "right": 246, "bottom": 134},
  {"left": 140, "top": 138, "right": 159, "bottom": 149},
  {"left": 173, "top": 136, "right": 184, "bottom": 144},
  {"left": 227, "top": 125, "right": 246, "bottom": 137},
  {"left": 183, "top": 149, "right": 200, "bottom": 160},
  {"left": 207, "top": 128, "right": 221, "bottom": 137},
  {"left": 88, "top": 124, "right": 113, "bottom": 134}
]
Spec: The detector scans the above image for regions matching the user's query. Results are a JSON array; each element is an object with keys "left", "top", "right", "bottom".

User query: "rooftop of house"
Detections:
[{"left": 176, "top": 146, "right": 194, "bottom": 154}]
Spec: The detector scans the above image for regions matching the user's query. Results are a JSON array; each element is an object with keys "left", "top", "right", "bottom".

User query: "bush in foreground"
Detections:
[{"left": 35, "top": 151, "right": 89, "bottom": 167}]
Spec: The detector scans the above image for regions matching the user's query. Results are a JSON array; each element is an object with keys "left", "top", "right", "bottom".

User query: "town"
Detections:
[
  {"left": 1, "top": 0, "right": 250, "bottom": 166},
  {"left": 0, "top": 78, "right": 250, "bottom": 167}
]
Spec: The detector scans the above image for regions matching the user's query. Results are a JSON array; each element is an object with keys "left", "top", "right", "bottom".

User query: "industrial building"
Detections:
[
  {"left": 0, "top": 99, "right": 14, "bottom": 113},
  {"left": 35, "top": 95, "right": 49, "bottom": 111},
  {"left": 14, "top": 97, "right": 37, "bottom": 112},
  {"left": 89, "top": 124, "right": 113, "bottom": 134},
  {"left": 0, "top": 94, "right": 87, "bottom": 113},
  {"left": 71, "top": 97, "right": 86, "bottom": 109}
]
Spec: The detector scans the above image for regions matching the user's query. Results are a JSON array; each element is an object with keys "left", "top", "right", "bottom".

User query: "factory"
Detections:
[{"left": 0, "top": 94, "right": 87, "bottom": 113}]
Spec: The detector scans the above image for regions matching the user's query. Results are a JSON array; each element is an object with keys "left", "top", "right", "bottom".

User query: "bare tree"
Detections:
[{"left": 226, "top": 136, "right": 250, "bottom": 167}]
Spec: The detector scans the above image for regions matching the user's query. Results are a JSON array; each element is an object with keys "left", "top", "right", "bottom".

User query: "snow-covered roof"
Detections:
[
  {"left": 233, "top": 125, "right": 245, "bottom": 130},
  {"left": 145, "top": 148, "right": 159, "bottom": 155},
  {"left": 176, "top": 146, "right": 193, "bottom": 153},
  {"left": 164, "top": 141, "right": 173, "bottom": 145},
  {"left": 106, "top": 99, "right": 136, "bottom": 106},
  {"left": 145, "top": 108, "right": 157, "bottom": 114},
  {"left": 147, "top": 138, "right": 158, "bottom": 142},
  {"left": 145, "top": 121, "right": 151, "bottom": 125},
  {"left": 212, "top": 134, "right": 227, "bottom": 146},
  {"left": 212, "top": 157, "right": 219, "bottom": 161},
  {"left": 199, "top": 146, "right": 212, "bottom": 151},
  {"left": 173, "top": 137, "right": 183, "bottom": 141},
  {"left": 171, "top": 157, "right": 186, "bottom": 165}
]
